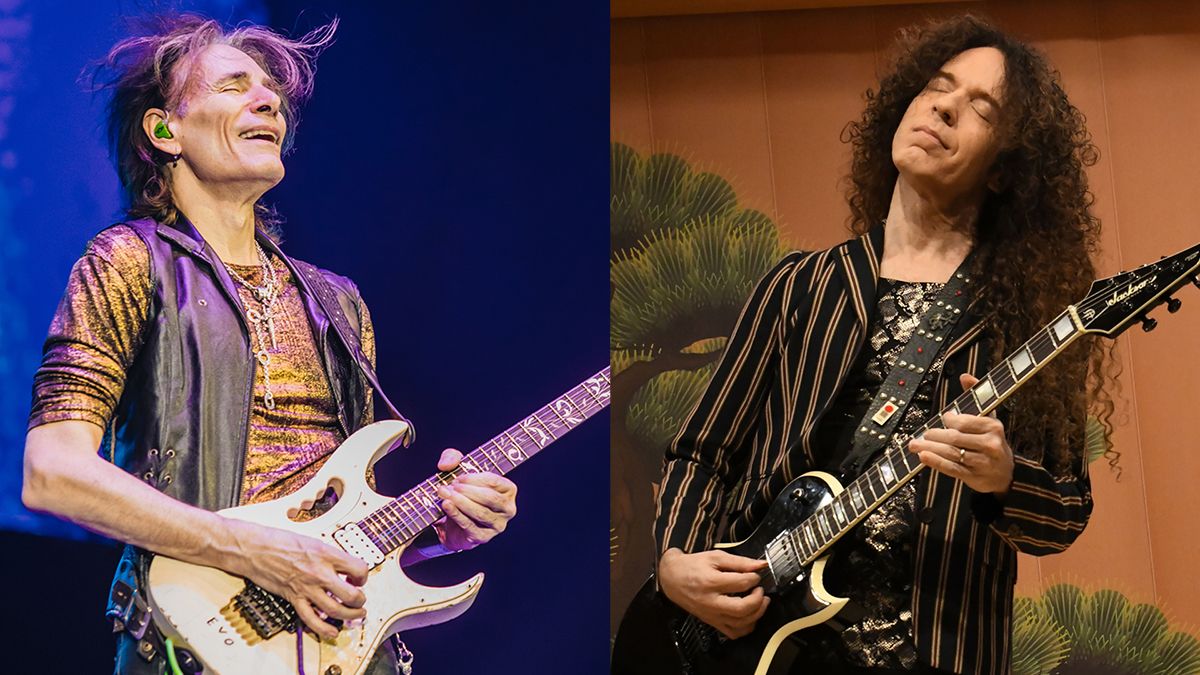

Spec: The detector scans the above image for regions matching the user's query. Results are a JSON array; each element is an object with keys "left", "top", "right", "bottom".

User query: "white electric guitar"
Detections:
[{"left": 145, "top": 367, "right": 610, "bottom": 675}]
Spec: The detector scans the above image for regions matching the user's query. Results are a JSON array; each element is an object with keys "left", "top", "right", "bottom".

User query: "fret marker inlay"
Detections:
[
  {"left": 789, "top": 530, "right": 804, "bottom": 557},
  {"left": 1052, "top": 314, "right": 1074, "bottom": 343},
  {"left": 1010, "top": 347, "right": 1033, "bottom": 377},
  {"left": 554, "top": 399, "right": 583, "bottom": 425},
  {"left": 850, "top": 485, "right": 866, "bottom": 510},
  {"left": 350, "top": 367, "right": 610, "bottom": 557},
  {"left": 520, "top": 418, "right": 550, "bottom": 447},
  {"left": 804, "top": 526, "right": 818, "bottom": 550},
  {"left": 973, "top": 378, "right": 996, "bottom": 406},
  {"left": 832, "top": 500, "right": 847, "bottom": 525}
]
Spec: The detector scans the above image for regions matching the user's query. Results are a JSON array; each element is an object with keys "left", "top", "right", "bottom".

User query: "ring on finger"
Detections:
[{"left": 957, "top": 447, "right": 966, "bottom": 465}]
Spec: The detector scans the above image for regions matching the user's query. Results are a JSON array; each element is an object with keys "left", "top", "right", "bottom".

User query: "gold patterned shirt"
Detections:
[{"left": 28, "top": 225, "right": 376, "bottom": 506}]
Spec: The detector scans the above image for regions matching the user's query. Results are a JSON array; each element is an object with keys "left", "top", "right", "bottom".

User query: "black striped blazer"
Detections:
[{"left": 654, "top": 225, "right": 1093, "bottom": 675}]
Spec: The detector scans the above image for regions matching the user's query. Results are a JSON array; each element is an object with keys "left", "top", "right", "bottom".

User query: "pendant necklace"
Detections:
[{"left": 224, "top": 241, "right": 282, "bottom": 410}]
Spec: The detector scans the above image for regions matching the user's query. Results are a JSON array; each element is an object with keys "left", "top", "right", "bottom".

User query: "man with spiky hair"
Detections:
[
  {"left": 21, "top": 15, "right": 517, "bottom": 674},
  {"left": 650, "top": 15, "right": 1116, "bottom": 675}
]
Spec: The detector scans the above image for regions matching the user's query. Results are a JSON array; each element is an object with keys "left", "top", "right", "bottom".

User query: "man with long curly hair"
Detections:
[
  {"left": 653, "top": 15, "right": 1114, "bottom": 674},
  {"left": 20, "top": 15, "right": 517, "bottom": 675}
]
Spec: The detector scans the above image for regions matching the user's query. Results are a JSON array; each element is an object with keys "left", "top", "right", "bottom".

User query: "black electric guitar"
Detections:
[{"left": 611, "top": 243, "right": 1200, "bottom": 675}]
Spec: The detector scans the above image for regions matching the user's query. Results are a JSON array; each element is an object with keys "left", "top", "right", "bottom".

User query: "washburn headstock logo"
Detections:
[{"left": 1107, "top": 276, "right": 1156, "bottom": 307}]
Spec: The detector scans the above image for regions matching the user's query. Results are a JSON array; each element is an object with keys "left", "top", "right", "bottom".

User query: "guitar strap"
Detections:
[
  {"left": 289, "top": 257, "right": 416, "bottom": 446},
  {"left": 838, "top": 255, "right": 975, "bottom": 477}
]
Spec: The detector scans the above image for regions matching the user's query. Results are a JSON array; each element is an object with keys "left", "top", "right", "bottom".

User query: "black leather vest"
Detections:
[{"left": 105, "top": 217, "right": 372, "bottom": 622}]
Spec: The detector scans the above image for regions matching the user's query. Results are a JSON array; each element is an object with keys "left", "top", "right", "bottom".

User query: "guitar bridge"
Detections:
[{"left": 228, "top": 582, "right": 299, "bottom": 641}]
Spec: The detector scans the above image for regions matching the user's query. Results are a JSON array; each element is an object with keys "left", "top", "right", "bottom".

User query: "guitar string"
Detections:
[
  {"left": 359, "top": 383, "right": 608, "bottom": 546},
  {"left": 365, "top": 390, "right": 603, "bottom": 548},
  {"left": 676, "top": 272, "right": 1195, "bottom": 637},
  {"left": 801, "top": 252, "right": 1195, "bottom": 552},
  {"left": 786, "top": 325, "right": 1061, "bottom": 561},
  {"left": 772, "top": 263, "right": 1185, "bottom": 562},
  {"left": 267, "top": 377, "right": 610, "bottom": 571},
  {"left": 668, "top": 268, "right": 1194, "bottom": 582},
  {"left": 365, "top": 425, "right": 555, "bottom": 548},
  {"left": 862, "top": 259, "right": 1186, "bottom": 473},
  {"left": 258, "top": 270, "right": 1189, "bottom": 640},
  {"left": 1075, "top": 255, "right": 1199, "bottom": 319},
  {"left": 358, "top": 384, "right": 609, "bottom": 551},
  {"left": 368, "top": 266, "right": 1184, "bottom": 559}
]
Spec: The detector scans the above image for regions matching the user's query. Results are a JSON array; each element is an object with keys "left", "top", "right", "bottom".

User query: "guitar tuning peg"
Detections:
[
  {"left": 1193, "top": 276, "right": 1200, "bottom": 289},
  {"left": 1141, "top": 316, "right": 1158, "bottom": 332},
  {"left": 1167, "top": 296, "right": 1183, "bottom": 313}
]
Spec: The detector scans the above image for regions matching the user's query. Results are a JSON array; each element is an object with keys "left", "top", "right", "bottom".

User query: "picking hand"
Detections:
[
  {"left": 657, "top": 548, "right": 770, "bottom": 639},
  {"left": 225, "top": 519, "right": 368, "bottom": 639}
]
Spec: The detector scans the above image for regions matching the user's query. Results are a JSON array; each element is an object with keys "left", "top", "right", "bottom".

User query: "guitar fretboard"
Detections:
[
  {"left": 768, "top": 308, "right": 1083, "bottom": 569},
  {"left": 354, "top": 367, "right": 611, "bottom": 554}
]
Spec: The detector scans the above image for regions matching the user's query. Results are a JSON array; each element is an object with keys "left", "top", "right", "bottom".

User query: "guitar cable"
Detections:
[
  {"left": 163, "top": 637, "right": 185, "bottom": 675},
  {"left": 296, "top": 618, "right": 307, "bottom": 675}
]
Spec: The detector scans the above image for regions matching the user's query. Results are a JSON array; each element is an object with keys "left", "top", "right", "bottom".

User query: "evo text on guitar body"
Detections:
[
  {"left": 611, "top": 243, "right": 1200, "bottom": 675},
  {"left": 146, "top": 367, "right": 610, "bottom": 675}
]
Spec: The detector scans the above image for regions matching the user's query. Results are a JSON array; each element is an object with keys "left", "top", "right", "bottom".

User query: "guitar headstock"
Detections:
[{"left": 1077, "top": 242, "right": 1200, "bottom": 337}]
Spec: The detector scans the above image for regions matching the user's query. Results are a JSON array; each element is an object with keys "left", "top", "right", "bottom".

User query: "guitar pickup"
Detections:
[
  {"left": 763, "top": 532, "right": 804, "bottom": 594},
  {"left": 333, "top": 523, "right": 386, "bottom": 566}
]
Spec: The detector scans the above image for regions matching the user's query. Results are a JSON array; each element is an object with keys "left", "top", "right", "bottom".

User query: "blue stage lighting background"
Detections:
[{"left": 0, "top": 1, "right": 607, "bottom": 672}]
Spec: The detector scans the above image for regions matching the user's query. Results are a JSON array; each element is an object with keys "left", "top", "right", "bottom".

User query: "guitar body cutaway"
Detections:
[
  {"left": 146, "top": 420, "right": 484, "bottom": 675},
  {"left": 613, "top": 471, "right": 849, "bottom": 675}
]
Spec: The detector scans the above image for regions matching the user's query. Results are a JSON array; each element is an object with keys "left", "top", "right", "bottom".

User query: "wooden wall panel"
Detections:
[
  {"left": 760, "top": 8, "right": 879, "bottom": 247},
  {"left": 612, "top": 0, "right": 1200, "bottom": 629},
  {"left": 612, "top": 0, "right": 964, "bottom": 20},
  {"left": 992, "top": 0, "right": 1158, "bottom": 607},
  {"left": 642, "top": 14, "right": 779, "bottom": 217},
  {"left": 611, "top": 21, "right": 655, "bottom": 149},
  {"left": 1096, "top": 0, "right": 1200, "bottom": 628}
]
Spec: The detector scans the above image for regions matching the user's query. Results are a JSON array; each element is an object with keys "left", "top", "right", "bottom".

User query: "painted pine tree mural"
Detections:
[
  {"left": 609, "top": 142, "right": 783, "bottom": 631},
  {"left": 1012, "top": 584, "right": 1200, "bottom": 675}
]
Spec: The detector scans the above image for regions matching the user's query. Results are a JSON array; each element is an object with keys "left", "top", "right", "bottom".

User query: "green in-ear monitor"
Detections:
[{"left": 154, "top": 119, "right": 173, "bottom": 139}]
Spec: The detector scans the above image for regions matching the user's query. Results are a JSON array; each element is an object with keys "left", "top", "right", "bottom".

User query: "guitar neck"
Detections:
[
  {"left": 355, "top": 367, "right": 611, "bottom": 554},
  {"left": 791, "top": 307, "right": 1086, "bottom": 563}
]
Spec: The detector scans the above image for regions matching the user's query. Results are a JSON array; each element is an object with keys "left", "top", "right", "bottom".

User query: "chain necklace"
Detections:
[{"left": 224, "top": 241, "right": 282, "bottom": 410}]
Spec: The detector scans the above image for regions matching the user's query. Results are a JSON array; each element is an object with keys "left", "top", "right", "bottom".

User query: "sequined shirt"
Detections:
[
  {"left": 27, "top": 225, "right": 376, "bottom": 505},
  {"left": 810, "top": 277, "right": 951, "bottom": 670}
]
